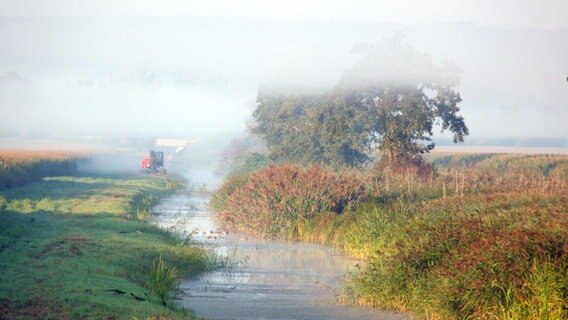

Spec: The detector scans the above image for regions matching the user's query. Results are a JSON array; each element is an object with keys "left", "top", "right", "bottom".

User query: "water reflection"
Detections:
[{"left": 152, "top": 192, "right": 409, "bottom": 320}]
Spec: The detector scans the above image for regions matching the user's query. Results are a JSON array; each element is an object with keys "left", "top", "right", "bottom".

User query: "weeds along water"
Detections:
[
  {"left": 149, "top": 191, "right": 244, "bottom": 303},
  {"left": 0, "top": 174, "right": 212, "bottom": 319},
  {"left": 211, "top": 153, "right": 568, "bottom": 319},
  {"left": 153, "top": 190, "right": 409, "bottom": 320}
]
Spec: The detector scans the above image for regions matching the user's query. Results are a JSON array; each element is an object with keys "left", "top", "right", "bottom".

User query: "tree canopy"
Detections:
[
  {"left": 252, "top": 36, "right": 469, "bottom": 168},
  {"left": 253, "top": 89, "right": 371, "bottom": 167}
]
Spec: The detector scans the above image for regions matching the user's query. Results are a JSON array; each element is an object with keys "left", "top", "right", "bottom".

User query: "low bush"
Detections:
[{"left": 214, "top": 164, "right": 369, "bottom": 238}]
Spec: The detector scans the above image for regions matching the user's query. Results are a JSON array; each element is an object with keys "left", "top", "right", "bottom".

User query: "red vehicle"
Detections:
[{"left": 141, "top": 150, "right": 166, "bottom": 174}]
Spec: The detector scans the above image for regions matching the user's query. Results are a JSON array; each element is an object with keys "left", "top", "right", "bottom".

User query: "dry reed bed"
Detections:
[
  {"left": 211, "top": 153, "right": 568, "bottom": 319},
  {"left": 212, "top": 164, "right": 370, "bottom": 237}
]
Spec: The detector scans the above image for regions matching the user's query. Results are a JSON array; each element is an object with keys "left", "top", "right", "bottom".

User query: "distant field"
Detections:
[
  {"left": 0, "top": 150, "right": 83, "bottom": 190},
  {"left": 0, "top": 139, "right": 113, "bottom": 153},
  {"left": 432, "top": 145, "right": 568, "bottom": 155},
  {"left": 0, "top": 150, "right": 80, "bottom": 161}
]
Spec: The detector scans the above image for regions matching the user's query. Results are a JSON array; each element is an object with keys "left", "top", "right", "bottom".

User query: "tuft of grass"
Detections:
[
  {"left": 147, "top": 256, "right": 180, "bottom": 307},
  {"left": 136, "top": 208, "right": 151, "bottom": 221},
  {"left": 134, "top": 193, "right": 156, "bottom": 221}
]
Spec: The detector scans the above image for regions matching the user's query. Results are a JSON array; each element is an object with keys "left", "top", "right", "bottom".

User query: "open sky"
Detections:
[
  {"left": 0, "top": 1, "right": 567, "bottom": 145},
  {"left": 2, "top": 1, "right": 567, "bottom": 29}
]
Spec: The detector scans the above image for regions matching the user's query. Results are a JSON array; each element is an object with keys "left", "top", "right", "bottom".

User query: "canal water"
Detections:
[{"left": 152, "top": 192, "right": 410, "bottom": 320}]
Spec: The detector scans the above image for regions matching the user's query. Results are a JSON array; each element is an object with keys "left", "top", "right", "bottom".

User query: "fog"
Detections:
[{"left": 1, "top": 2, "right": 567, "bottom": 175}]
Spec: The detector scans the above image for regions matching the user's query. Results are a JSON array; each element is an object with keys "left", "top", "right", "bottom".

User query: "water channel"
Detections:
[{"left": 152, "top": 192, "right": 410, "bottom": 320}]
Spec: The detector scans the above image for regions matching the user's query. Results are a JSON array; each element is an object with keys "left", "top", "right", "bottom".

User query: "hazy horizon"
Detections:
[{"left": 1, "top": 2, "right": 567, "bottom": 152}]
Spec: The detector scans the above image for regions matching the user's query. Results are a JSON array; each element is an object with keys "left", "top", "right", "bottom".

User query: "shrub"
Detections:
[{"left": 214, "top": 164, "right": 368, "bottom": 238}]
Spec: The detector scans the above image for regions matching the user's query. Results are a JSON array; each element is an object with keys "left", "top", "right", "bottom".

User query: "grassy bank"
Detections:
[
  {"left": 334, "top": 192, "right": 567, "bottom": 319},
  {"left": 0, "top": 174, "right": 211, "bottom": 320},
  {"left": 212, "top": 154, "right": 568, "bottom": 319}
]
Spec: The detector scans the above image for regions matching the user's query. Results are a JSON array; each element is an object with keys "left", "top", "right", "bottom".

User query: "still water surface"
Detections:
[{"left": 152, "top": 192, "right": 409, "bottom": 320}]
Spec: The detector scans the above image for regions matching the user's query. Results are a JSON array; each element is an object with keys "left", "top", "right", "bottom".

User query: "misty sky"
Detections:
[{"left": 0, "top": 1, "right": 567, "bottom": 144}]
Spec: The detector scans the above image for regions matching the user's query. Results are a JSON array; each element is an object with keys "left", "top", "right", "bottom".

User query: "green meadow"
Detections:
[{"left": 0, "top": 175, "right": 210, "bottom": 320}]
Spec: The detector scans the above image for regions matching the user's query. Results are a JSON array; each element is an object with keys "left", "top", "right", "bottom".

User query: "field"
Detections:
[
  {"left": 0, "top": 152, "right": 212, "bottom": 320},
  {"left": 0, "top": 150, "right": 81, "bottom": 190},
  {"left": 212, "top": 153, "right": 568, "bottom": 319}
]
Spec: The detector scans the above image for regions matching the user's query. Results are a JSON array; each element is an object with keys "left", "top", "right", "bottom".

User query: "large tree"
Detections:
[
  {"left": 252, "top": 36, "right": 469, "bottom": 168},
  {"left": 338, "top": 35, "right": 468, "bottom": 166}
]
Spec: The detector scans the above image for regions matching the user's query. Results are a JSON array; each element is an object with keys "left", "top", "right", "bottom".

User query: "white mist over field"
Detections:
[{"left": 0, "top": 1, "right": 567, "bottom": 182}]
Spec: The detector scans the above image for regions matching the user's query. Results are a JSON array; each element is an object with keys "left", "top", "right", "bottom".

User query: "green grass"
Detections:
[
  {"left": 335, "top": 192, "right": 568, "bottom": 319},
  {"left": 147, "top": 256, "right": 180, "bottom": 308},
  {"left": 0, "top": 175, "right": 210, "bottom": 320}
]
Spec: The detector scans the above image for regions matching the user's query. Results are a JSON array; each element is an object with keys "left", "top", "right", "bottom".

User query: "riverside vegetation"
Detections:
[
  {"left": 211, "top": 153, "right": 568, "bottom": 319},
  {"left": 0, "top": 153, "right": 213, "bottom": 319},
  {"left": 212, "top": 37, "right": 567, "bottom": 319}
]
